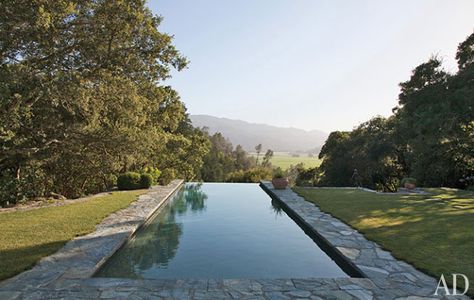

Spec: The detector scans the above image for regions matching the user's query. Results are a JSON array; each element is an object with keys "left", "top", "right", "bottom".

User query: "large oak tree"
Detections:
[{"left": 0, "top": 0, "right": 208, "bottom": 202}]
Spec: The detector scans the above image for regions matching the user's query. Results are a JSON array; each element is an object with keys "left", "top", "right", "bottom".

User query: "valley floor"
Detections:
[{"left": 250, "top": 152, "right": 322, "bottom": 169}]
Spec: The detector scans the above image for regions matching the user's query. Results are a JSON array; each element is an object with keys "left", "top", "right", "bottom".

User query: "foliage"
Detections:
[
  {"left": 158, "top": 169, "right": 176, "bottom": 186},
  {"left": 318, "top": 117, "right": 402, "bottom": 192},
  {"left": 459, "top": 175, "right": 474, "bottom": 190},
  {"left": 295, "top": 167, "right": 321, "bottom": 187},
  {"left": 284, "top": 163, "right": 302, "bottom": 186},
  {"left": 0, "top": 189, "right": 145, "bottom": 281},
  {"left": 254, "top": 144, "right": 263, "bottom": 165},
  {"left": 0, "top": 166, "right": 51, "bottom": 205},
  {"left": 401, "top": 177, "right": 417, "bottom": 186},
  {"left": 0, "top": 0, "right": 209, "bottom": 205},
  {"left": 318, "top": 31, "right": 474, "bottom": 190},
  {"left": 294, "top": 187, "right": 474, "bottom": 296},
  {"left": 262, "top": 149, "right": 274, "bottom": 168},
  {"left": 116, "top": 172, "right": 153, "bottom": 190},
  {"left": 155, "top": 117, "right": 211, "bottom": 182},
  {"left": 272, "top": 168, "right": 285, "bottom": 179},
  {"left": 117, "top": 172, "right": 141, "bottom": 190},
  {"left": 198, "top": 131, "right": 256, "bottom": 182},
  {"left": 199, "top": 132, "right": 236, "bottom": 182},
  {"left": 233, "top": 145, "right": 255, "bottom": 170},
  {"left": 141, "top": 167, "right": 161, "bottom": 184},
  {"left": 139, "top": 173, "right": 153, "bottom": 189},
  {"left": 318, "top": 131, "right": 353, "bottom": 186},
  {"left": 226, "top": 167, "right": 272, "bottom": 183}
]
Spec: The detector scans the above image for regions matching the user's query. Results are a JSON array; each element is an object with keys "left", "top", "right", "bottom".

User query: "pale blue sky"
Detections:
[{"left": 148, "top": 1, "right": 474, "bottom": 132}]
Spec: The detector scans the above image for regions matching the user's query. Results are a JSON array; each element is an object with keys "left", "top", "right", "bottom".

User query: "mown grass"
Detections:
[
  {"left": 0, "top": 190, "right": 145, "bottom": 281},
  {"left": 294, "top": 187, "right": 474, "bottom": 295}
]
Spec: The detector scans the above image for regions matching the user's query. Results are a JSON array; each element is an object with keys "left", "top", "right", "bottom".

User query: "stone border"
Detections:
[
  {"left": 0, "top": 181, "right": 469, "bottom": 299},
  {"left": 260, "top": 182, "right": 470, "bottom": 299},
  {"left": 0, "top": 180, "right": 184, "bottom": 290},
  {"left": 0, "top": 277, "right": 418, "bottom": 299}
]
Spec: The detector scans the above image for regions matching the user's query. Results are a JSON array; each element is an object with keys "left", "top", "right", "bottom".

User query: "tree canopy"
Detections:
[
  {"left": 0, "top": 0, "right": 207, "bottom": 204},
  {"left": 318, "top": 31, "right": 474, "bottom": 191},
  {"left": 198, "top": 131, "right": 258, "bottom": 182}
]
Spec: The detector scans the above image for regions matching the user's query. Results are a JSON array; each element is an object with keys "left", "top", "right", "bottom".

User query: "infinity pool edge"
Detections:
[{"left": 0, "top": 181, "right": 468, "bottom": 299}]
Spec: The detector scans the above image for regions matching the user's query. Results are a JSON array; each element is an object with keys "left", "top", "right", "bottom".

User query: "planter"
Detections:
[
  {"left": 404, "top": 182, "right": 416, "bottom": 190},
  {"left": 272, "top": 178, "right": 289, "bottom": 189}
]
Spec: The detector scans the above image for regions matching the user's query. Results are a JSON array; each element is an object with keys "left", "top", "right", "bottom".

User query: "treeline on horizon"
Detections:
[
  {"left": 310, "top": 32, "right": 474, "bottom": 192},
  {"left": 0, "top": 0, "right": 269, "bottom": 206}
]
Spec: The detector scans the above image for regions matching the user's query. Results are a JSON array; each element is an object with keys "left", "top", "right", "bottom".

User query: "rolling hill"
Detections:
[{"left": 190, "top": 114, "right": 327, "bottom": 153}]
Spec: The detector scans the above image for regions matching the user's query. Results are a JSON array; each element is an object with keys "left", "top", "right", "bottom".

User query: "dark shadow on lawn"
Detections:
[{"left": 0, "top": 240, "right": 68, "bottom": 281}]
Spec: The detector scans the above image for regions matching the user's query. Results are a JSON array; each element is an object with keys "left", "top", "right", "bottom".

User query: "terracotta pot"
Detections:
[
  {"left": 404, "top": 182, "right": 416, "bottom": 190},
  {"left": 272, "top": 178, "right": 289, "bottom": 189}
]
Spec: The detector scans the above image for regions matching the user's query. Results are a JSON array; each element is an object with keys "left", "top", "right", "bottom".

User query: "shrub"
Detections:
[
  {"left": 285, "top": 163, "right": 304, "bottom": 186},
  {"left": 141, "top": 166, "right": 161, "bottom": 184},
  {"left": 0, "top": 166, "right": 52, "bottom": 207},
  {"left": 104, "top": 174, "right": 117, "bottom": 190},
  {"left": 139, "top": 173, "right": 153, "bottom": 188},
  {"left": 226, "top": 170, "right": 245, "bottom": 182},
  {"left": 0, "top": 176, "right": 19, "bottom": 207},
  {"left": 401, "top": 177, "right": 417, "bottom": 186},
  {"left": 371, "top": 172, "right": 400, "bottom": 192},
  {"left": 117, "top": 172, "right": 141, "bottom": 190},
  {"left": 273, "top": 168, "right": 285, "bottom": 179},
  {"left": 459, "top": 175, "right": 474, "bottom": 190},
  {"left": 226, "top": 167, "right": 272, "bottom": 183},
  {"left": 159, "top": 169, "right": 176, "bottom": 186},
  {"left": 295, "top": 167, "right": 321, "bottom": 187},
  {"left": 247, "top": 168, "right": 272, "bottom": 182}
]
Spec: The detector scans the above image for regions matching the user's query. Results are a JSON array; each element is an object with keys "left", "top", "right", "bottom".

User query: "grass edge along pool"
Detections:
[
  {"left": 260, "top": 182, "right": 363, "bottom": 278},
  {"left": 95, "top": 183, "right": 362, "bottom": 279}
]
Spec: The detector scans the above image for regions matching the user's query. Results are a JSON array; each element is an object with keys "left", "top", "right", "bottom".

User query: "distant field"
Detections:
[{"left": 250, "top": 152, "right": 321, "bottom": 169}]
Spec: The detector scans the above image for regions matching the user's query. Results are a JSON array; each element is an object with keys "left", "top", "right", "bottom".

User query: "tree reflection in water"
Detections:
[
  {"left": 175, "top": 183, "right": 208, "bottom": 215},
  {"left": 270, "top": 198, "right": 284, "bottom": 216},
  {"left": 96, "top": 183, "right": 207, "bottom": 279}
]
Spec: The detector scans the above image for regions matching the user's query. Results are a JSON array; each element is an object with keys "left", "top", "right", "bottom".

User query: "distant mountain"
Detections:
[{"left": 190, "top": 114, "right": 327, "bottom": 153}]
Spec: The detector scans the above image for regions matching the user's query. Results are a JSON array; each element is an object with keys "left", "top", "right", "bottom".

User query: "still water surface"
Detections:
[{"left": 96, "top": 183, "right": 348, "bottom": 279}]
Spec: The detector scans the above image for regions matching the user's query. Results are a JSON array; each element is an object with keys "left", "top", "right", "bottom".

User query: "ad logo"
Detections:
[{"left": 434, "top": 274, "right": 469, "bottom": 296}]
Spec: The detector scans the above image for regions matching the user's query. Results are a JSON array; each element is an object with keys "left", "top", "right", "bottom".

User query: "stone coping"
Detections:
[
  {"left": 0, "top": 181, "right": 184, "bottom": 288},
  {"left": 260, "top": 182, "right": 470, "bottom": 300},
  {"left": 0, "top": 181, "right": 469, "bottom": 299},
  {"left": 0, "top": 277, "right": 437, "bottom": 299}
]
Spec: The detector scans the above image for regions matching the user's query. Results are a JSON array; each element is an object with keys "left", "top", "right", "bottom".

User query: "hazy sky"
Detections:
[{"left": 148, "top": 1, "right": 474, "bottom": 133}]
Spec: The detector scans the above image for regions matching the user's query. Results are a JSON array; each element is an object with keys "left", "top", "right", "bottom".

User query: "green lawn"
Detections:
[
  {"left": 294, "top": 187, "right": 474, "bottom": 295},
  {"left": 251, "top": 152, "right": 322, "bottom": 169},
  {"left": 0, "top": 190, "right": 145, "bottom": 281}
]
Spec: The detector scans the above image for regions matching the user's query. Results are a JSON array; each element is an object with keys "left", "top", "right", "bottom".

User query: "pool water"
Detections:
[{"left": 95, "top": 183, "right": 349, "bottom": 279}]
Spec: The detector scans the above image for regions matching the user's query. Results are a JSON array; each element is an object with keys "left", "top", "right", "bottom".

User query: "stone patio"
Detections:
[{"left": 0, "top": 181, "right": 469, "bottom": 299}]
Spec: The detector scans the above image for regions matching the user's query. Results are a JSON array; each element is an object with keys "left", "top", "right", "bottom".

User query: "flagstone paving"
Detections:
[
  {"left": 0, "top": 181, "right": 469, "bottom": 299},
  {"left": 259, "top": 182, "right": 470, "bottom": 300}
]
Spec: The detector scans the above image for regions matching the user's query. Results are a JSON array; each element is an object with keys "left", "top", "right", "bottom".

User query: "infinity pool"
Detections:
[{"left": 95, "top": 183, "right": 349, "bottom": 279}]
